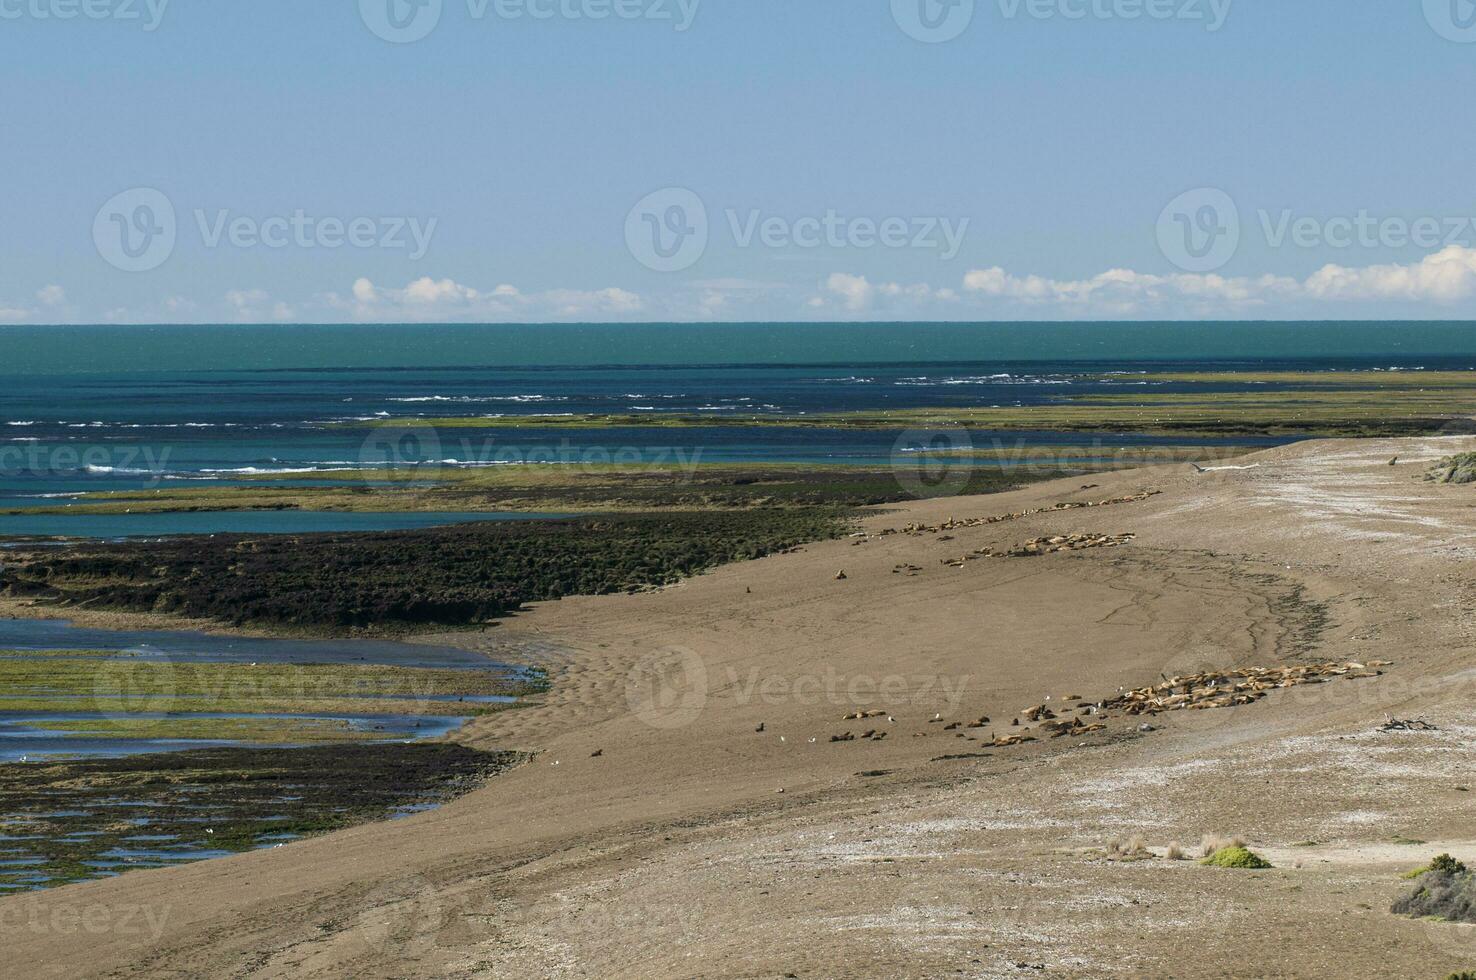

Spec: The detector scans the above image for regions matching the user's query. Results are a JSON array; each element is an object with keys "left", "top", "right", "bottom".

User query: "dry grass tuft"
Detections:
[
  {"left": 1200, "top": 834, "right": 1245, "bottom": 858},
  {"left": 1106, "top": 834, "right": 1150, "bottom": 858}
]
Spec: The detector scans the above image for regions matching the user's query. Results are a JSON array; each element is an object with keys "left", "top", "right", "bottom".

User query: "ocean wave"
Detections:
[
  {"left": 895, "top": 374, "right": 1072, "bottom": 386},
  {"left": 388, "top": 394, "right": 567, "bottom": 404}
]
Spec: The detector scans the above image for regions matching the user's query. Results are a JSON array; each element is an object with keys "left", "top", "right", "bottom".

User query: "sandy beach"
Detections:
[{"left": 5, "top": 436, "right": 1476, "bottom": 978}]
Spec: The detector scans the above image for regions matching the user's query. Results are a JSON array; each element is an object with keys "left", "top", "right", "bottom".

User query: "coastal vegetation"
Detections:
[
  {"left": 0, "top": 509, "right": 854, "bottom": 633},
  {"left": 2, "top": 462, "right": 1073, "bottom": 518},
  {"left": 1200, "top": 846, "right": 1273, "bottom": 870},
  {"left": 1427, "top": 453, "right": 1476, "bottom": 484},
  {"left": 1393, "top": 855, "right": 1476, "bottom": 924}
]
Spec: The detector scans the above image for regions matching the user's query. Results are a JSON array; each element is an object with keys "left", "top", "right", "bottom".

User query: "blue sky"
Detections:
[{"left": 2, "top": 0, "right": 1476, "bottom": 323}]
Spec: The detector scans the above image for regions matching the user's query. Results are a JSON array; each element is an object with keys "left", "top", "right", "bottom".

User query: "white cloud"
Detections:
[
  {"left": 31, "top": 245, "right": 1476, "bottom": 324},
  {"left": 825, "top": 273, "right": 874, "bottom": 312},
  {"left": 337, "top": 277, "right": 644, "bottom": 322},
  {"left": 543, "top": 287, "right": 643, "bottom": 316},
  {"left": 952, "top": 247, "right": 1476, "bottom": 315},
  {"left": 225, "top": 289, "right": 293, "bottom": 322},
  {"left": 1304, "top": 245, "right": 1476, "bottom": 302},
  {"left": 225, "top": 288, "right": 269, "bottom": 309},
  {"left": 815, "top": 273, "right": 942, "bottom": 313},
  {"left": 962, "top": 266, "right": 1300, "bottom": 310},
  {"left": 402, "top": 277, "right": 479, "bottom": 306},
  {"left": 0, "top": 305, "right": 29, "bottom": 323}
]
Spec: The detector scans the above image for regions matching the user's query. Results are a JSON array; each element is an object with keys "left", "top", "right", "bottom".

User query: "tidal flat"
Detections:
[
  {"left": 0, "top": 743, "right": 521, "bottom": 891},
  {"left": 0, "top": 654, "right": 537, "bottom": 718},
  {"left": 341, "top": 369, "right": 1476, "bottom": 438}
]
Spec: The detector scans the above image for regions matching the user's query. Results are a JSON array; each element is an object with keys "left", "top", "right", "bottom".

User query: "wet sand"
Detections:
[{"left": 5, "top": 437, "right": 1476, "bottom": 978}]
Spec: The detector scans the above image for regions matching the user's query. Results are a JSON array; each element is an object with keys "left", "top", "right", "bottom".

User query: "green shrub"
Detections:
[
  {"left": 1428, "top": 453, "right": 1476, "bottom": 484},
  {"left": 1200, "top": 846, "right": 1272, "bottom": 870},
  {"left": 1392, "top": 863, "right": 1476, "bottom": 924}
]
